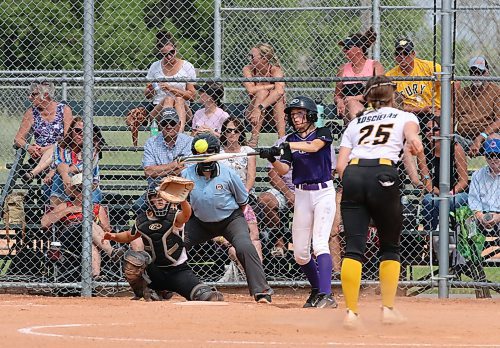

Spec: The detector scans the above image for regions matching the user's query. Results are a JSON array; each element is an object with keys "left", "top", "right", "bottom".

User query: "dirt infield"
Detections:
[{"left": 2, "top": 289, "right": 500, "bottom": 348}]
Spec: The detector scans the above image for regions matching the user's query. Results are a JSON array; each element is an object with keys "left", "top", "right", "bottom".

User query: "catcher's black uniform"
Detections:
[{"left": 131, "top": 210, "right": 221, "bottom": 301}]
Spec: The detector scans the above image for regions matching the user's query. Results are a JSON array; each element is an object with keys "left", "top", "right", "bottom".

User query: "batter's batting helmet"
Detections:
[{"left": 285, "top": 96, "right": 318, "bottom": 125}]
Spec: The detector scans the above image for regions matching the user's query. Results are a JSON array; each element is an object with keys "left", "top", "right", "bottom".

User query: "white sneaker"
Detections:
[
  {"left": 343, "top": 310, "right": 361, "bottom": 330},
  {"left": 382, "top": 306, "right": 407, "bottom": 325}
]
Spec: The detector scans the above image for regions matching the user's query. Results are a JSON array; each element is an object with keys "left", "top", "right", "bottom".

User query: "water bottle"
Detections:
[
  {"left": 315, "top": 98, "right": 325, "bottom": 128},
  {"left": 152, "top": 82, "right": 160, "bottom": 92},
  {"left": 150, "top": 119, "right": 159, "bottom": 137}
]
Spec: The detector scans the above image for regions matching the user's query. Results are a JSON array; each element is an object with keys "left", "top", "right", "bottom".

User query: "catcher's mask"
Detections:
[
  {"left": 146, "top": 188, "right": 170, "bottom": 217},
  {"left": 191, "top": 132, "right": 221, "bottom": 172},
  {"left": 285, "top": 96, "right": 318, "bottom": 131}
]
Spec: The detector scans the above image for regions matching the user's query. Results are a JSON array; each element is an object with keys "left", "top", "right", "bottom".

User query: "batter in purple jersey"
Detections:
[{"left": 260, "top": 96, "right": 337, "bottom": 309}]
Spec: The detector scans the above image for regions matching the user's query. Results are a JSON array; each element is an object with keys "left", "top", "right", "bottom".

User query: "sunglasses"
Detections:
[
  {"left": 426, "top": 126, "right": 440, "bottom": 132},
  {"left": 30, "top": 92, "right": 40, "bottom": 98},
  {"left": 469, "top": 69, "right": 486, "bottom": 76},
  {"left": 160, "top": 121, "right": 177, "bottom": 128},
  {"left": 163, "top": 49, "right": 176, "bottom": 57},
  {"left": 248, "top": 54, "right": 259, "bottom": 60},
  {"left": 73, "top": 127, "right": 83, "bottom": 134},
  {"left": 225, "top": 127, "right": 240, "bottom": 134}
]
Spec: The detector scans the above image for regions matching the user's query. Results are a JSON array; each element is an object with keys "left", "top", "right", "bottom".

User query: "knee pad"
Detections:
[
  {"left": 190, "top": 284, "right": 224, "bottom": 301},
  {"left": 123, "top": 250, "right": 151, "bottom": 299}
]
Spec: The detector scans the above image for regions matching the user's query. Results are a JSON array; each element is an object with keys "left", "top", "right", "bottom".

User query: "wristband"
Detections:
[
  {"left": 24, "top": 143, "right": 30, "bottom": 151},
  {"left": 480, "top": 132, "right": 488, "bottom": 140},
  {"left": 258, "top": 104, "right": 265, "bottom": 112},
  {"left": 269, "top": 156, "right": 276, "bottom": 163}
]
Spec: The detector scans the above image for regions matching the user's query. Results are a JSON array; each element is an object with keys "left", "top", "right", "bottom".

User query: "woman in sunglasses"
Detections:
[
  {"left": 14, "top": 82, "right": 73, "bottom": 182},
  {"left": 145, "top": 30, "right": 196, "bottom": 133},
  {"left": 242, "top": 43, "right": 286, "bottom": 147},
  {"left": 48, "top": 117, "right": 103, "bottom": 206},
  {"left": 334, "top": 27, "right": 384, "bottom": 122},
  {"left": 218, "top": 117, "right": 262, "bottom": 262},
  {"left": 421, "top": 117, "right": 469, "bottom": 232}
]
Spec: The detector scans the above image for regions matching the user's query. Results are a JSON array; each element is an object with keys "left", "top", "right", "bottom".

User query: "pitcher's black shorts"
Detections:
[{"left": 341, "top": 161, "right": 402, "bottom": 263}]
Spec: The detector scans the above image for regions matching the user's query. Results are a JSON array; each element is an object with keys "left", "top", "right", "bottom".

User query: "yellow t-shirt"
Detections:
[{"left": 386, "top": 57, "right": 441, "bottom": 109}]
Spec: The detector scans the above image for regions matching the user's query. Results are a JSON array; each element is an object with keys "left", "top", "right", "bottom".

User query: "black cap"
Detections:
[
  {"left": 395, "top": 38, "right": 414, "bottom": 54},
  {"left": 159, "top": 108, "right": 179, "bottom": 124}
]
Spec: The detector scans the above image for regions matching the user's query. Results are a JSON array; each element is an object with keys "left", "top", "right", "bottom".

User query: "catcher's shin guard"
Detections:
[
  {"left": 123, "top": 250, "right": 152, "bottom": 300},
  {"left": 190, "top": 284, "right": 224, "bottom": 301}
]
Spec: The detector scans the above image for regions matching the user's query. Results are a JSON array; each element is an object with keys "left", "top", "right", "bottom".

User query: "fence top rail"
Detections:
[
  {"left": 0, "top": 76, "right": 440, "bottom": 84},
  {"left": 221, "top": 5, "right": 500, "bottom": 12}
]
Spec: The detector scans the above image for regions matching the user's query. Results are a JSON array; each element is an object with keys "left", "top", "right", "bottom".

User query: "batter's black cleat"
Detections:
[
  {"left": 314, "top": 293, "right": 338, "bottom": 309},
  {"left": 303, "top": 288, "right": 319, "bottom": 308}
]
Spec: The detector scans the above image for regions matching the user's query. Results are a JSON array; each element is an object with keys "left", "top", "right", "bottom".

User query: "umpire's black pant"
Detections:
[
  {"left": 184, "top": 209, "right": 270, "bottom": 296},
  {"left": 341, "top": 161, "right": 403, "bottom": 263}
]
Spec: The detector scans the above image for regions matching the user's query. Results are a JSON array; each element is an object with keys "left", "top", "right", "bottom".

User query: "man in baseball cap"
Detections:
[
  {"left": 454, "top": 55, "right": 499, "bottom": 156},
  {"left": 468, "top": 135, "right": 500, "bottom": 234},
  {"left": 387, "top": 38, "right": 442, "bottom": 129}
]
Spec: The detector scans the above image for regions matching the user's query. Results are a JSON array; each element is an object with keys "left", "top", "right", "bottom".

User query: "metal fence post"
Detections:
[
  {"left": 214, "top": 0, "right": 222, "bottom": 78},
  {"left": 372, "top": 0, "right": 381, "bottom": 61},
  {"left": 81, "top": 0, "right": 95, "bottom": 297},
  {"left": 438, "top": 0, "right": 453, "bottom": 299}
]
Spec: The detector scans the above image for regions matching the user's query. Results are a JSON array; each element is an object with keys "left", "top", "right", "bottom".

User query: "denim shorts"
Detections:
[{"left": 49, "top": 173, "right": 102, "bottom": 203}]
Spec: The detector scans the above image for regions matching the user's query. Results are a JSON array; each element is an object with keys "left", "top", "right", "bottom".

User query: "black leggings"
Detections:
[
  {"left": 341, "top": 163, "right": 402, "bottom": 263},
  {"left": 146, "top": 262, "right": 201, "bottom": 300}
]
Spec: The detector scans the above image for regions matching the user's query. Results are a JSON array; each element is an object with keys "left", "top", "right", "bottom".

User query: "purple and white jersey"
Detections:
[{"left": 280, "top": 127, "right": 334, "bottom": 185}]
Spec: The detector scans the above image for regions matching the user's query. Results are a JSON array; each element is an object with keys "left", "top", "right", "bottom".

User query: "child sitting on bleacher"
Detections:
[{"left": 191, "top": 82, "right": 229, "bottom": 137}]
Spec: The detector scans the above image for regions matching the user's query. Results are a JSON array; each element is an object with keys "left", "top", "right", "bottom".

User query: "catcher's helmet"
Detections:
[
  {"left": 146, "top": 187, "right": 170, "bottom": 217},
  {"left": 285, "top": 96, "right": 318, "bottom": 126}
]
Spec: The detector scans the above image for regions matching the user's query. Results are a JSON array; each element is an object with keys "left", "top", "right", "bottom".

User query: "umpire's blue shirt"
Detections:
[{"left": 182, "top": 163, "right": 249, "bottom": 222}]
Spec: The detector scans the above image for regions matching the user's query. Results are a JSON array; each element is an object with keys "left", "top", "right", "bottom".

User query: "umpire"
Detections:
[{"left": 182, "top": 132, "right": 274, "bottom": 303}]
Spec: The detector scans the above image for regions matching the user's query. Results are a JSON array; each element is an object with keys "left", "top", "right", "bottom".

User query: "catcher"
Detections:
[{"left": 103, "top": 176, "right": 224, "bottom": 302}]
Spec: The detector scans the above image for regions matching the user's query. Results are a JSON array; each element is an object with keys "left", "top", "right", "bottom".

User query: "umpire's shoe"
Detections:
[
  {"left": 314, "top": 293, "right": 338, "bottom": 309},
  {"left": 303, "top": 288, "right": 319, "bottom": 308},
  {"left": 254, "top": 288, "right": 274, "bottom": 304}
]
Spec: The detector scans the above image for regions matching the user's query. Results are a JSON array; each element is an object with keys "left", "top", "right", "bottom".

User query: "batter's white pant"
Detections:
[{"left": 292, "top": 183, "right": 336, "bottom": 265}]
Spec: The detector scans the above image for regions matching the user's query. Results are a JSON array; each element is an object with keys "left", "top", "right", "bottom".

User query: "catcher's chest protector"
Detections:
[{"left": 136, "top": 213, "right": 184, "bottom": 267}]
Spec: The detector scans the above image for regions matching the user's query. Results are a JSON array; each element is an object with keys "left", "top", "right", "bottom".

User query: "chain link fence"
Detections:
[{"left": 0, "top": 0, "right": 498, "bottom": 298}]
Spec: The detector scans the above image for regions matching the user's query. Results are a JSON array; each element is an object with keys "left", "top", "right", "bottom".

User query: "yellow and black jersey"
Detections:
[{"left": 386, "top": 58, "right": 441, "bottom": 109}]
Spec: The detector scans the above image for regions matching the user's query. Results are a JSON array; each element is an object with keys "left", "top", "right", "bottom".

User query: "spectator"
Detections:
[
  {"left": 191, "top": 82, "right": 229, "bottom": 137},
  {"left": 14, "top": 82, "right": 73, "bottom": 181},
  {"left": 242, "top": 43, "right": 286, "bottom": 147},
  {"left": 145, "top": 31, "right": 196, "bottom": 133},
  {"left": 421, "top": 118, "right": 469, "bottom": 231},
  {"left": 257, "top": 136, "right": 295, "bottom": 258},
  {"left": 133, "top": 108, "right": 192, "bottom": 215},
  {"left": 386, "top": 38, "right": 441, "bottom": 129},
  {"left": 48, "top": 117, "right": 102, "bottom": 207},
  {"left": 182, "top": 132, "right": 273, "bottom": 303},
  {"left": 219, "top": 117, "right": 262, "bottom": 262},
  {"left": 334, "top": 27, "right": 385, "bottom": 122},
  {"left": 41, "top": 173, "right": 124, "bottom": 279},
  {"left": 468, "top": 136, "right": 500, "bottom": 234},
  {"left": 455, "top": 56, "right": 499, "bottom": 156}
]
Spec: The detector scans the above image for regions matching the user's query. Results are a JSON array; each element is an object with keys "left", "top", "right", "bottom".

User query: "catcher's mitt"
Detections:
[{"left": 157, "top": 176, "right": 195, "bottom": 203}]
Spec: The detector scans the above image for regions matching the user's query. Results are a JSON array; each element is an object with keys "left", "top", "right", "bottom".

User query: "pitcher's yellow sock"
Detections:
[
  {"left": 341, "top": 258, "right": 362, "bottom": 313},
  {"left": 379, "top": 260, "right": 401, "bottom": 308}
]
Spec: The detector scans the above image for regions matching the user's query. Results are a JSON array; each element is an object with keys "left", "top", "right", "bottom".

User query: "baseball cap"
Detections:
[
  {"left": 483, "top": 138, "right": 500, "bottom": 155},
  {"left": 468, "top": 56, "right": 488, "bottom": 71},
  {"left": 159, "top": 108, "right": 179, "bottom": 124},
  {"left": 70, "top": 173, "right": 83, "bottom": 187},
  {"left": 395, "top": 38, "right": 414, "bottom": 54}
]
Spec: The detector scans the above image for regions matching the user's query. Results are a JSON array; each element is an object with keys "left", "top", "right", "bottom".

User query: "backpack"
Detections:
[{"left": 2, "top": 192, "right": 26, "bottom": 254}]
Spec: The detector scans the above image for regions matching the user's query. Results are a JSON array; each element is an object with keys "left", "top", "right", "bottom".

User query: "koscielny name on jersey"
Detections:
[{"left": 357, "top": 113, "right": 398, "bottom": 124}]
